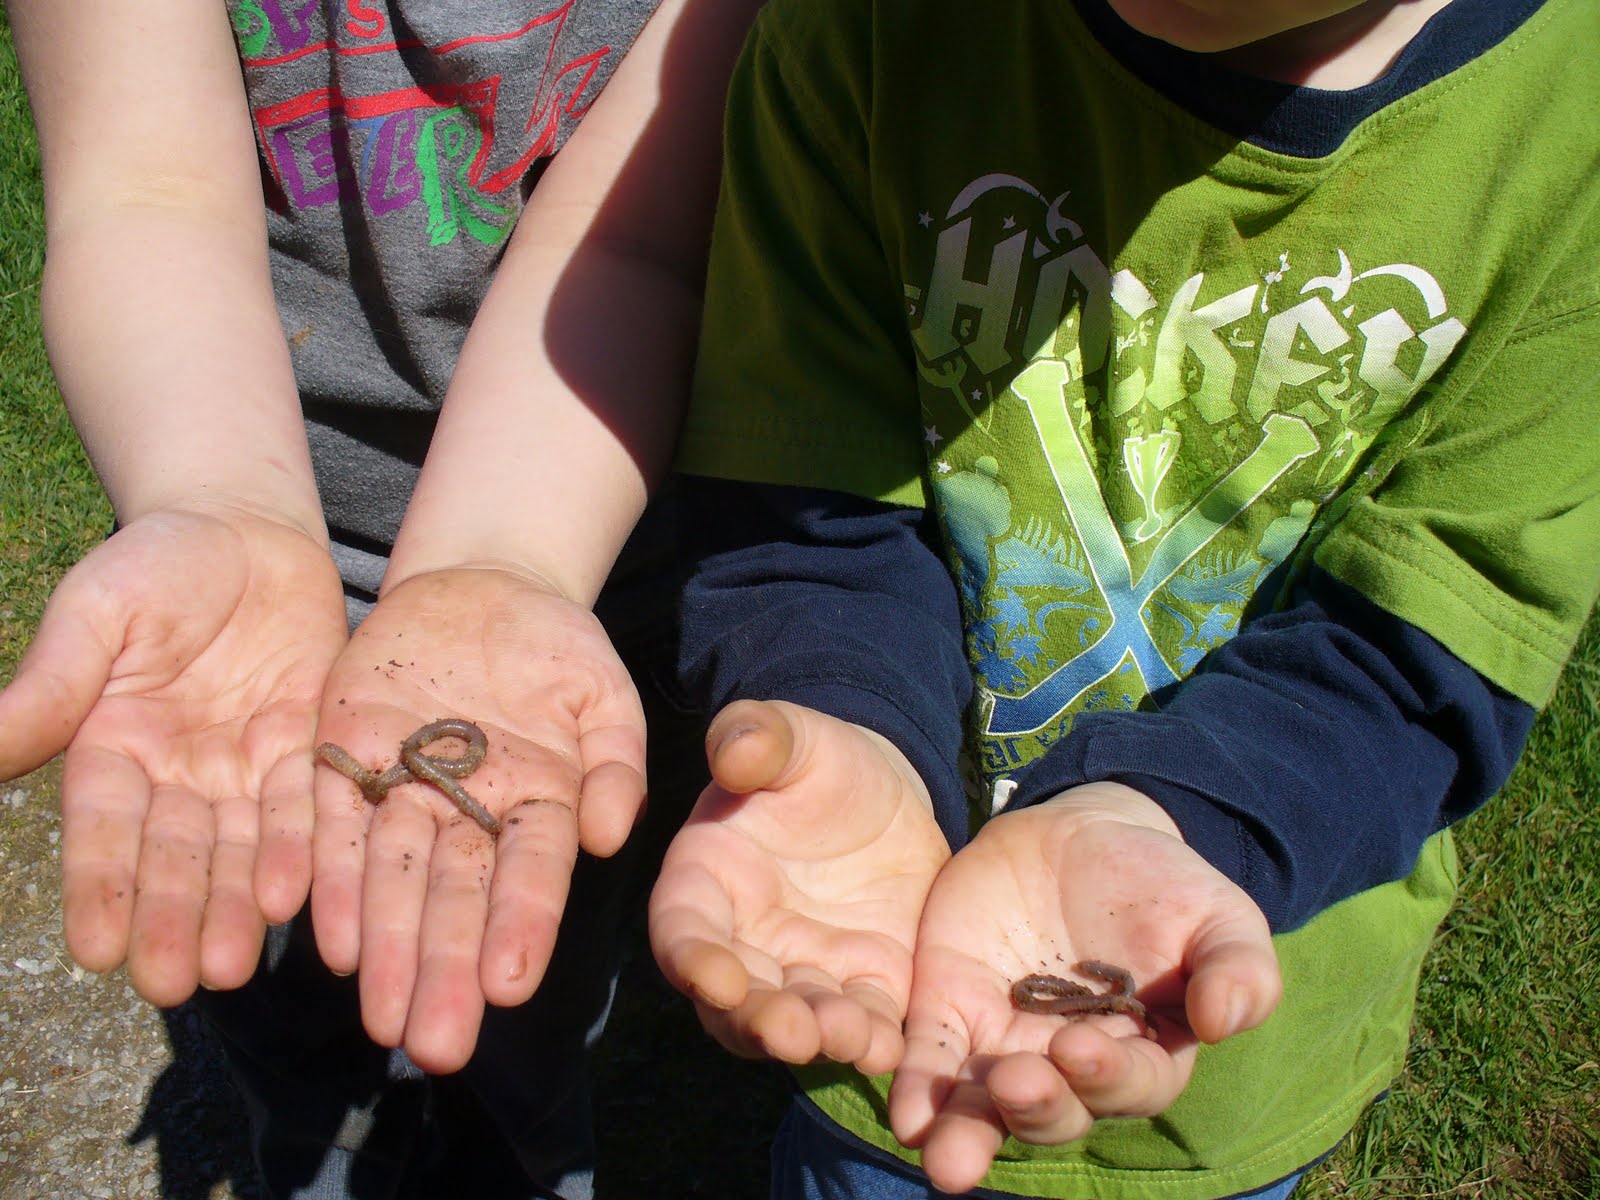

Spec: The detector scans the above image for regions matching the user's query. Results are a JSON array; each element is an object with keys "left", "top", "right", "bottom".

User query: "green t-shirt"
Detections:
[{"left": 680, "top": 0, "right": 1600, "bottom": 1195}]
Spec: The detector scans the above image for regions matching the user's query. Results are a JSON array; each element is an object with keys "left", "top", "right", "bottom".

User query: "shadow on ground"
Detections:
[{"left": 129, "top": 1005, "right": 265, "bottom": 1200}]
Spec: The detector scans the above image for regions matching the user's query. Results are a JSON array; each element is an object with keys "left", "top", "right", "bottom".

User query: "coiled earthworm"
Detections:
[
  {"left": 315, "top": 718, "right": 501, "bottom": 836},
  {"left": 1010, "top": 960, "right": 1155, "bottom": 1038}
]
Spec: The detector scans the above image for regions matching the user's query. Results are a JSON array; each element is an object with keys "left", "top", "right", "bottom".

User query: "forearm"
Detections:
[
  {"left": 386, "top": 231, "right": 696, "bottom": 603},
  {"left": 1006, "top": 567, "right": 1536, "bottom": 931},
  {"left": 40, "top": 208, "right": 322, "bottom": 536},
  {"left": 16, "top": 0, "right": 324, "bottom": 539},
  {"left": 386, "top": 0, "right": 766, "bottom": 605},
  {"left": 678, "top": 476, "right": 974, "bottom": 844}
]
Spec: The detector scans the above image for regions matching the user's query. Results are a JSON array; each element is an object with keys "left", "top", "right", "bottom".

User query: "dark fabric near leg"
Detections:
[{"left": 771, "top": 1095, "right": 1309, "bottom": 1200}]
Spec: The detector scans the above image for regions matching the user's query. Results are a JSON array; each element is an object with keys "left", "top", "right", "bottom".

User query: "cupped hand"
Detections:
[
  {"left": 648, "top": 700, "right": 952, "bottom": 1078},
  {"left": 307, "top": 566, "right": 648, "bottom": 1073},
  {"left": 887, "top": 782, "right": 1281, "bottom": 1194},
  {"left": 0, "top": 505, "right": 347, "bottom": 1007}
]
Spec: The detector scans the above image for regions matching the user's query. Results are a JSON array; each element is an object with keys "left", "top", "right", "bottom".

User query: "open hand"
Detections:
[
  {"left": 307, "top": 566, "right": 648, "bottom": 1072},
  {"left": 0, "top": 505, "right": 347, "bottom": 1007},
  {"left": 888, "top": 783, "right": 1281, "bottom": 1194},
  {"left": 649, "top": 700, "right": 951, "bottom": 1077}
]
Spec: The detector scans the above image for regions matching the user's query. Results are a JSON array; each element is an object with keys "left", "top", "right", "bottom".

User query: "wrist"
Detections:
[
  {"left": 375, "top": 553, "right": 578, "bottom": 608},
  {"left": 114, "top": 490, "right": 328, "bottom": 549},
  {"left": 1023, "top": 780, "right": 1186, "bottom": 842},
  {"left": 385, "top": 498, "right": 645, "bottom": 608},
  {"left": 373, "top": 559, "right": 575, "bottom": 611},
  {"left": 116, "top": 482, "right": 327, "bottom": 545}
]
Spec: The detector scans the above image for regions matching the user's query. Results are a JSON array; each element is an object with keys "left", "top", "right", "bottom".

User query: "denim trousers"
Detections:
[
  {"left": 771, "top": 1096, "right": 1307, "bottom": 1200},
  {"left": 191, "top": 507, "right": 705, "bottom": 1200}
]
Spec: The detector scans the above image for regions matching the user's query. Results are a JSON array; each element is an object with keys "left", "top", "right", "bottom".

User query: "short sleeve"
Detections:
[
  {"left": 676, "top": 5, "right": 928, "bottom": 508},
  {"left": 1315, "top": 301, "right": 1600, "bottom": 706}
]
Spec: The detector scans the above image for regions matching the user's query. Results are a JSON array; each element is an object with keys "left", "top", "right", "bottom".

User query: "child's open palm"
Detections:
[
  {"left": 649, "top": 700, "right": 952, "bottom": 1077},
  {"left": 306, "top": 565, "right": 649, "bottom": 1073},
  {"left": 888, "top": 783, "right": 1282, "bottom": 1195},
  {"left": 0, "top": 505, "right": 347, "bottom": 1008}
]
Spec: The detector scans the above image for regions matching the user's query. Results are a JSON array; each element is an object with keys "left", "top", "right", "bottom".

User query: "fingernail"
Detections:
[
  {"left": 1223, "top": 986, "right": 1250, "bottom": 1036},
  {"left": 1062, "top": 1054, "right": 1100, "bottom": 1080},
  {"left": 707, "top": 721, "right": 750, "bottom": 753}
]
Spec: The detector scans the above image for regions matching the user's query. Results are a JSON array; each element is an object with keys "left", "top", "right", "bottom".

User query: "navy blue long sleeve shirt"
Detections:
[{"left": 676, "top": 475, "right": 1534, "bottom": 933}]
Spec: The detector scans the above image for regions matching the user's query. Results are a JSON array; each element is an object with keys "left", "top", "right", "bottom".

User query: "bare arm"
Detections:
[
  {"left": 386, "top": 0, "right": 765, "bottom": 605},
  {"left": 3, "top": 1, "right": 346, "bottom": 1002},
  {"left": 11, "top": 0, "right": 323, "bottom": 536},
  {"left": 300, "top": 0, "right": 767, "bottom": 1070}
]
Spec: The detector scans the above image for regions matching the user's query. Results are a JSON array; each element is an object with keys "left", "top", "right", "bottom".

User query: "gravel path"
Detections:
[{"left": 0, "top": 766, "right": 261, "bottom": 1200}]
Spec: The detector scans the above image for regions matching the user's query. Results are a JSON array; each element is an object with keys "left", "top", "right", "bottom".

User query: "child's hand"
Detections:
[
  {"left": 887, "top": 782, "right": 1281, "bottom": 1195},
  {"left": 0, "top": 505, "right": 347, "bottom": 1007},
  {"left": 306, "top": 566, "right": 648, "bottom": 1073},
  {"left": 649, "top": 700, "right": 951, "bottom": 1077}
]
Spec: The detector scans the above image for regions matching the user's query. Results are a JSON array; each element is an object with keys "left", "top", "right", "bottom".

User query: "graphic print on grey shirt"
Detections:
[{"left": 227, "top": 0, "right": 662, "bottom": 593}]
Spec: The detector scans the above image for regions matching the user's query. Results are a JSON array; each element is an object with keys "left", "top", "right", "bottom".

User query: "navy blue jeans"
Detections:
[
  {"left": 771, "top": 1096, "right": 1307, "bottom": 1200},
  {"left": 192, "top": 508, "right": 704, "bottom": 1200}
]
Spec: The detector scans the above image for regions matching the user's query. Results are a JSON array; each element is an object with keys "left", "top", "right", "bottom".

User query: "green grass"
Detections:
[
  {"left": 0, "top": 16, "right": 113, "bottom": 676},
  {"left": 1297, "top": 618, "right": 1600, "bottom": 1200},
  {"left": 0, "top": 9, "right": 1595, "bottom": 1198}
]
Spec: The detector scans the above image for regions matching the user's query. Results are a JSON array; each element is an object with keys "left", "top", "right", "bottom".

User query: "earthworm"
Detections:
[
  {"left": 1010, "top": 960, "right": 1155, "bottom": 1038},
  {"left": 315, "top": 718, "right": 501, "bottom": 835}
]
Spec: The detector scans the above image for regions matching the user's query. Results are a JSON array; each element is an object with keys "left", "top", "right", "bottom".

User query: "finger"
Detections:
[
  {"left": 692, "top": 976, "right": 829, "bottom": 1065},
  {"left": 254, "top": 733, "right": 319, "bottom": 925},
  {"left": 197, "top": 789, "right": 267, "bottom": 991},
  {"left": 309, "top": 762, "right": 374, "bottom": 975},
  {"left": 0, "top": 583, "right": 117, "bottom": 780},
  {"left": 1043, "top": 1021, "right": 1195, "bottom": 1119},
  {"left": 403, "top": 819, "right": 493, "bottom": 1074},
  {"left": 794, "top": 978, "right": 906, "bottom": 1076},
  {"left": 784, "top": 972, "right": 872, "bottom": 1067},
  {"left": 357, "top": 797, "right": 437, "bottom": 1047},
  {"left": 58, "top": 745, "right": 148, "bottom": 975},
  {"left": 647, "top": 857, "right": 748, "bottom": 1009},
  {"left": 705, "top": 699, "right": 799, "bottom": 795},
  {"left": 886, "top": 1022, "right": 970, "bottom": 1148},
  {"left": 840, "top": 977, "right": 908, "bottom": 1077},
  {"left": 125, "top": 783, "right": 216, "bottom": 1009},
  {"left": 917, "top": 1071, "right": 1009, "bottom": 1197},
  {"left": 574, "top": 755, "right": 645, "bottom": 858},
  {"left": 654, "top": 933, "right": 751, "bottom": 1012},
  {"left": 985, "top": 1051, "right": 1094, "bottom": 1146},
  {"left": 728, "top": 985, "right": 823, "bottom": 1064},
  {"left": 1183, "top": 915, "right": 1282, "bottom": 1043},
  {"left": 479, "top": 795, "right": 580, "bottom": 1008},
  {"left": 570, "top": 675, "right": 646, "bottom": 856},
  {"left": 691, "top": 995, "right": 782, "bottom": 1060}
]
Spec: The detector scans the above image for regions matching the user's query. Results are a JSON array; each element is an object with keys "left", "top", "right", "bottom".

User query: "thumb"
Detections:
[
  {"left": 0, "top": 584, "right": 118, "bottom": 780},
  {"left": 1182, "top": 909, "right": 1282, "bottom": 1044},
  {"left": 704, "top": 698, "right": 806, "bottom": 795}
]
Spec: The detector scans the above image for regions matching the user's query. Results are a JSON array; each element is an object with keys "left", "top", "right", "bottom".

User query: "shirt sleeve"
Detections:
[
  {"left": 677, "top": 475, "right": 973, "bottom": 845},
  {"left": 1312, "top": 297, "right": 1600, "bottom": 708},
  {"left": 675, "top": 4, "right": 928, "bottom": 508},
  {"left": 677, "top": 474, "right": 1537, "bottom": 925},
  {"left": 1005, "top": 565, "right": 1536, "bottom": 932}
]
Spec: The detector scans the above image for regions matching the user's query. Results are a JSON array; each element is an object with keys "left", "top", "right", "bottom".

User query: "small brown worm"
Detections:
[
  {"left": 1010, "top": 960, "right": 1156, "bottom": 1038},
  {"left": 315, "top": 718, "right": 502, "bottom": 836}
]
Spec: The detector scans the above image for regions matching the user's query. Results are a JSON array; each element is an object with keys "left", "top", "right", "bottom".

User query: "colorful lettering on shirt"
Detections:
[
  {"left": 229, "top": 1, "right": 613, "bottom": 248},
  {"left": 907, "top": 176, "right": 1465, "bottom": 776}
]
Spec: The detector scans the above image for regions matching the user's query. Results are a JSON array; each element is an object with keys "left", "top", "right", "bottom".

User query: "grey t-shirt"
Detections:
[{"left": 228, "top": 0, "right": 662, "bottom": 602}]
